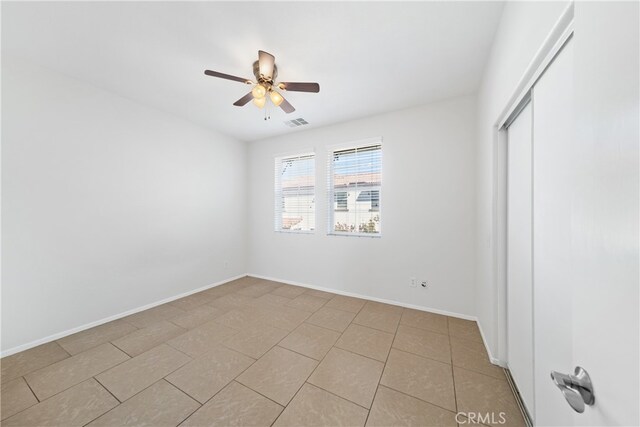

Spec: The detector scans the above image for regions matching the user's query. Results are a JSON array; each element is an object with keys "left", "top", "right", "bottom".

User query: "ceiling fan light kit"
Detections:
[
  {"left": 204, "top": 50, "right": 320, "bottom": 116},
  {"left": 252, "top": 96, "right": 266, "bottom": 109}
]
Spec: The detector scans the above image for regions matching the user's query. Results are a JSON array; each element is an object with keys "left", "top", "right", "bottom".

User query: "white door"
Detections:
[
  {"left": 571, "top": 2, "right": 639, "bottom": 425},
  {"left": 532, "top": 37, "right": 575, "bottom": 426},
  {"left": 506, "top": 101, "right": 535, "bottom": 419}
]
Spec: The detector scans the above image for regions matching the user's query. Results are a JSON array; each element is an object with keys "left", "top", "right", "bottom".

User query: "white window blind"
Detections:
[
  {"left": 275, "top": 153, "right": 315, "bottom": 232},
  {"left": 328, "top": 140, "right": 382, "bottom": 236}
]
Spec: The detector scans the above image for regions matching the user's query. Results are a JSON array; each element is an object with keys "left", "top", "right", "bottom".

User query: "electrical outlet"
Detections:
[
  {"left": 410, "top": 277, "right": 417, "bottom": 288},
  {"left": 421, "top": 281, "right": 428, "bottom": 288}
]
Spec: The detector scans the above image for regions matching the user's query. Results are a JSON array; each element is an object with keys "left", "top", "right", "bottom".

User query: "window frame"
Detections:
[
  {"left": 274, "top": 150, "right": 316, "bottom": 234},
  {"left": 327, "top": 137, "right": 383, "bottom": 238}
]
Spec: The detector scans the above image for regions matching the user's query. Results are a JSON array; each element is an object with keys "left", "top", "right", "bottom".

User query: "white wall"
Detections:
[
  {"left": 248, "top": 96, "right": 477, "bottom": 317},
  {"left": 475, "top": 1, "right": 571, "bottom": 360},
  {"left": 1, "top": 56, "right": 248, "bottom": 353}
]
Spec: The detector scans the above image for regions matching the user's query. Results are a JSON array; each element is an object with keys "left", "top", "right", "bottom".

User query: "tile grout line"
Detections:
[
  {"left": 363, "top": 308, "right": 402, "bottom": 426},
  {"left": 448, "top": 317, "right": 459, "bottom": 414},
  {"left": 90, "top": 344, "right": 194, "bottom": 407},
  {"left": 270, "top": 296, "right": 371, "bottom": 426},
  {"left": 21, "top": 375, "right": 41, "bottom": 403},
  {"left": 378, "top": 383, "right": 459, "bottom": 415},
  {"left": 93, "top": 376, "right": 125, "bottom": 404},
  {"left": 84, "top": 378, "right": 202, "bottom": 427},
  {"left": 170, "top": 341, "right": 285, "bottom": 424},
  {"left": 389, "top": 328, "right": 505, "bottom": 383},
  {"left": 17, "top": 343, "right": 134, "bottom": 406}
]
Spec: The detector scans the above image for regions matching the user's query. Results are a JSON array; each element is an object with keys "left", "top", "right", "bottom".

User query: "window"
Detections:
[
  {"left": 328, "top": 140, "right": 382, "bottom": 235},
  {"left": 275, "top": 153, "right": 315, "bottom": 232},
  {"left": 356, "top": 190, "right": 380, "bottom": 211},
  {"left": 335, "top": 191, "right": 348, "bottom": 211}
]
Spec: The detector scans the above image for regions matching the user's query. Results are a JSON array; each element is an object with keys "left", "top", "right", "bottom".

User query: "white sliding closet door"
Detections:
[
  {"left": 532, "top": 37, "right": 575, "bottom": 427},
  {"left": 506, "top": 101, "right": 534, "bottom": 418}
]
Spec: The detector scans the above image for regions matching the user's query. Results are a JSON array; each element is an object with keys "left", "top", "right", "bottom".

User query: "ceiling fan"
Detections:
[{"left": 204, "top": 50, "right": 320, "bottom": 114}]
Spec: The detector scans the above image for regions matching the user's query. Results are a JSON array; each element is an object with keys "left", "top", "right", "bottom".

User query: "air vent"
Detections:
[{"left": 284, "top": 118, "right": 309, "bottom": 128}]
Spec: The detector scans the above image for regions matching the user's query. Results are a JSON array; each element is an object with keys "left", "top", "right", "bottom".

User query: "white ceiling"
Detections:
[{"left": 2, "top": 1, "right": 504, "bottom": 142}]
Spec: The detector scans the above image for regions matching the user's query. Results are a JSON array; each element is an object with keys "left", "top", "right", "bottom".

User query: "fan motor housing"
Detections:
[{"left": 253, "top": 60, "right": 277, "bottom": 85}]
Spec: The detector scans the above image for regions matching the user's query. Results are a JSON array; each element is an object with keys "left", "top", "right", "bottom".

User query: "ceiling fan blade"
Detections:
[
  {"left": 279, "top": 96, "right": 296, "bottom": 114},
  {"left": 279, "top": 82, "right": 320, "bottom": 93},
  {"left": 204, "top": 70, "right": 251, "bottom": 84},
  {"left": 233, "top": 92, "right": 254, "bottom": 107},
  {"left": 258, "top": 50, "right": 275, "bottom": 79}
]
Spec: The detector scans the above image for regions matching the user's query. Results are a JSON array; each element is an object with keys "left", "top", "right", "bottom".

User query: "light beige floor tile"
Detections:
[
  {"left": 214, "top": 308, "right": 265, "bottom": 331},
  {"left": 2, "top": 379, "right": 117, "bottom": 427},
  {"left": 167, "top": 320, "right": 238, "bottom": 357},
  {"left": 366, "top": 386, "right": 457, "bottom": 427},
  {"left": 255, "top": 293, "right": 292, "bottom": 307},
  {"left": 401, "top": 309, "right": 449, "bottom": 334},
  {"left": 222, "top": 325, "right": 288, "bottom": 359},
  {"left": 182, "top": 381, "right": 283, "bottom": 427},
  {"left": 25, "top": 343, "right": 129, "bottom": 401},
  {"left": 353, "top": 306, "right": 401, "bottom": 333},
  {"left": 1, "top": 377, "right": 38, "bottom": 420},
  {"left": 450, "top": 337, "right": 505, "bottom": 379},
  {"left": 258, "top": 279, "right": 292, "bottom": 289},
  {"left": 87, "top": 380, "right": 199, "bottom": 426},
  {"left": 456, "top": 416, "right": 485, "bottom": 427},
  {"left": 324, "top": 295, "right": 366, "bottom": 313},
  {"left": 209, "top": 293, "right": 257, "bottom": 311},
  {"left": 237, "top": 346, "right": 317, "bottom": 406},
  {"left": 308, "top": 347, "right": 383, "bottom": 409},
  {"left": 166, "top": 346, "right": 254, "bottom": 403},
  {"left": 123, "top": 304, "right": 186, "bottom": 328},
  {"left": 335, "top": 324, "right": 394, "bottom": 362},
  {"left": 270, "top": 285, "right": 307, "bottom": 299},
  {"left": 448, "top": 318, "right": 483, "bottom": 343},
  {"left": 274, "top": 383, "right": 368, "bottom": 427},
  {"left": 96, "top": 344, "right": 190, "bottom": 401},
  {"left": 170, "top": 304, "right": 229, "bottom": 329},
  {"left": 1, "top": 342, "right": 70, "bottom": 383},
  {"left": 261, "top": 306, "right": 312, "bottom": 331},
  {"left": 363, "top": 301, "right": 404, "bottom": 316},
  {"left": 220, "top": 276, "right": 260, "bottom": 290},
  {"left": 202, "top": 284, "right": 237, "bottom": 299},
  {"left": 454, "top": 367, "right": 525, "bottom": 427},
  {"left": 305, "top": 306, "right": 356, "bottom": 332},
  {"left": 112, "top": 321, "right": 186, "bottom": 357},
  {"left": 285, "top": 294, "right": 328, "bottom": 312},
  {"left": 279, "top": 323, "right": 340, "bottom": 360},
  {"left": 237, "top": 283, "right": 280, "bottom": 297},
  {"left": 381, "top": 349, "right": 455, "bottom": 411},
  {"left": 56, "top": 320, "right": 138, "bottom": 355},
  {"left": 393, "top": 324, "right": 451, "bottom": 363},
  {"left": 304, "top": 288, "right": 335, "bottom": 299},
  {"left": 170, "top": 292, "right": 217, "bottom": 311}
]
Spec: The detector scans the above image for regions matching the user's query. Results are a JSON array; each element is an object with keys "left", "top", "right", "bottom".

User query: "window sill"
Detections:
[
  {"left": 327, "top": 232, "right": 382, "bottom": 238},
  {"left": 275, "top": 229, "right": 315, "bottom": 235}
]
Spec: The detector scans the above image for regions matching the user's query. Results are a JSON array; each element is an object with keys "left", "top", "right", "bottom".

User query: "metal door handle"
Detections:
[{"left": 550, "top": 366, "right": 595, "bottom": 413}]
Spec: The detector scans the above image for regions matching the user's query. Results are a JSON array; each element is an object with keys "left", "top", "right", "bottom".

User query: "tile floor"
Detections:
[{"left": 0, "top": 277, "right": 526, "bottom": 426}]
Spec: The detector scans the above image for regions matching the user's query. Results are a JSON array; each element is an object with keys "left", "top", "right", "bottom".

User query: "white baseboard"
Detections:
[
  {"left": 476, "top": 317, "right": 507, "bottom": 367},
  {"left": 0, "top": 273, "right": 246, "bottom": 358},
  {"left": 248, "top": 273, "right": 478, "bottom": 321}
]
